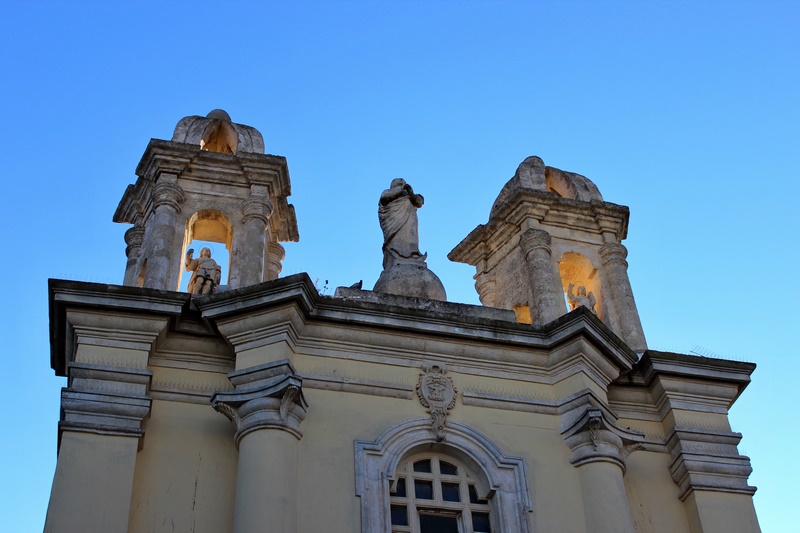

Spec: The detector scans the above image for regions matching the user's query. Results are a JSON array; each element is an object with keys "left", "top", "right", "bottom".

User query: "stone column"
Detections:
[
  {"left": 45, "top": 310, "right": 167, "bottom": 533},
  {"left": 212, "top": 360, "right": 308, "bottom": 533},
  {"left": 598, "top": 242, "right": 647, "bottom": 353},
  {"left": 473, "top": 270, "right": 496, "bottom": 307},
  {"left": 562, "top": 407, "right": 644, "bottom": 533},
  {"left": 519, "top": 229, "right": 563, "bottom": 324},
  {"left": 142, "top": 176, "right": 185, "bottom": 290},
  {"left": 230, "top": 186, "right": 273, "bottom": 289},
  {"left": 123, "top": 223, "right": 145, "bottom": 286},
  {"left": 266, "top": 242, "right": 286, "bottom": 281}
]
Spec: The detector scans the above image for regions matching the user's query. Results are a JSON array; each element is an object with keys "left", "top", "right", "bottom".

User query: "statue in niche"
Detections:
[
  {"left": 568, "top": 283, "right": 596, "bottom": 313},
  {"left": 185, "top": 247, "right": 222, "bottom": 295},
  {"left": 379, "top": 178, "right": 426, "bottom": 270}
]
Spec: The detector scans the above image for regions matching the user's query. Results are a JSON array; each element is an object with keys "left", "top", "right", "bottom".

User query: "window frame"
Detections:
[{"left": 355, "top": 417, "right": 532, "bottom": 533}]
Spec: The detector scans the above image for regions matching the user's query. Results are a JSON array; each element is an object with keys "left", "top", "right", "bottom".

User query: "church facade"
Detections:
[{"left": 45, "top": 111, "right": 760, "bottom": 532}]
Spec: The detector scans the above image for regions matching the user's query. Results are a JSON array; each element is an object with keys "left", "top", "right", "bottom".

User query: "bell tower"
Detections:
[
  {"left": 449, "top": 156, "right": 647, "bottom": 353},
  {"left": 113, "top": 109, "right": 298, "bottom": 292}
]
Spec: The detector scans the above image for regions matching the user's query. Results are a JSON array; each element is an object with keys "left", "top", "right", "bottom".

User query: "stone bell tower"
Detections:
[
  {"left": 113, "top": 109, "right": 298, "bottom": 292},
  {"left": 449, "top": 156, "right": 647, "bottom": 353}
]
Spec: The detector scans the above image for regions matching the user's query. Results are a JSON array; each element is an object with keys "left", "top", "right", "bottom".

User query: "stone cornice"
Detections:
[
  {"left": 449, "top": 189, "right": 630, "bottom": 266},
  {"left": 194, "top": 274, "right": 637, "bottom": 374},
  {"left": 49, "top": 279, "right": 191, "bottom": 376},
  {"left": 637, "top": 350, "right": 755, "bottom": 407}
]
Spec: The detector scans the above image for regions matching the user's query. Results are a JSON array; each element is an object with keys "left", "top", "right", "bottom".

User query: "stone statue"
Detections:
[
  {"left": 185, "top": 247, "right": 222, "bottom": 295},
  {"left": 568, "top": 283, "right": 596, "bottom": 313},
  {"left": 379, "top": 178, "right": 426, "bottom": 270}
]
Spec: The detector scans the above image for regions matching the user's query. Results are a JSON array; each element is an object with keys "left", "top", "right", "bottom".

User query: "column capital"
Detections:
[
  {"left": 152, "top": 181, "right": 186, "bottom": 213},
  {"left": 598, "top": 242, "right": 628, "bottom": 267},
  {"left": 519, "top": 228, "right": 552, "bottom": 259},
  {"left": 241, "top": 194, "right": 274, "bottom": 225},
  {"left": 212, "top": 360, "right": 308, "bottom": 447},
  {"left": 124, "top": 224, "right": 145, "bottom": 257},
  {"left": 473, "top": 271, "right": 496, "bottom": 307},
  {"left": 561, "top": 406, "right": 645, "bottom": 472}
]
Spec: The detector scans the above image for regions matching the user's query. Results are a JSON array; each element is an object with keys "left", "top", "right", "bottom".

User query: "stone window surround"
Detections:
[{"left": 355, "top": 418, "right": 532, "bottom": 533}]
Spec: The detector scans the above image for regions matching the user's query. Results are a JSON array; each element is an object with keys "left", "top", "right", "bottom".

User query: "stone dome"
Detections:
[
  {"left": 490, "top": 156, "right": 603, "bottom": 216},
  {"left": 171, "top": 109, "right": 265, "bottom": 154}
]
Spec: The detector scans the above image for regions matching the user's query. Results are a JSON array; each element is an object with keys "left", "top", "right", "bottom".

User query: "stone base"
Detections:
[{"left": 373, "top": 263, "right": 447, "bottom": 301}]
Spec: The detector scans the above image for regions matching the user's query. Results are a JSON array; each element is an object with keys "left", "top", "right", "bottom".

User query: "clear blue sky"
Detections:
[{"left": 2, "top": 1, "right": 797, "bottom": 530}]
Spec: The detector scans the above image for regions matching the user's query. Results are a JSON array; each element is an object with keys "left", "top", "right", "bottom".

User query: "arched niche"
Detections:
[
  {"left": 178, "top": 210, "right": 234, "bottom": 290},
  {"left": 558, "top": 251, "right": 604, "bottom": 320},
  {"left": 355, "top": 418, "right": 532, "bottom": 533},
  {"left": 200, "top": 119, "right": 238, "bottom": 155}
]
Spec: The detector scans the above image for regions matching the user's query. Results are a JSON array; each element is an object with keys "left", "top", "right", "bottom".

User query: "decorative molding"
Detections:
[
  {"left": 416, "top": 363, "right": 457, "bottom": 440},
  {"left": 666, "top": 426, "right": 756, "bottom": 500},
  {"left": 59, "top": 362, "right": 153, "bottom": 450}
]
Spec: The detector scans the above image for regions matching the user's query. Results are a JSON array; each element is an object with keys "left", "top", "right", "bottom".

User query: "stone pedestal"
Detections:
[
  {"left": 373, "top": 262, "right": 447, "bottom": 301},
  {"left": 211, "top": 360, "right": 308, "bottom": 533}
]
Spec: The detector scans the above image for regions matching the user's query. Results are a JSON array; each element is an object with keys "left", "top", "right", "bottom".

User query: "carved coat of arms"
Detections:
[{"left": 416, "top": 364, "right": 456, "bottom": 441}]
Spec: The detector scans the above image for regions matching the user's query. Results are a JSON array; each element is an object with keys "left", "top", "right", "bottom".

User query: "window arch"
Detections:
[{"left": 355, "top": 418, "right": 531, "bottom": 533}]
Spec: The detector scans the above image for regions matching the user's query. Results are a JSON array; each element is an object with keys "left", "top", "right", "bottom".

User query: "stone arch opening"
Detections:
[
  {"left": 355, "top": 418, "right": 531, "bottom": 533},
  {"left": 200, "top": 119, "right": 238, "bottom": 155},
  {"left": 178, "top": 210, "right": 233, "bottom": 291},
  {"left": 545, "top": 167, "right": 577, "bottom": 199},
  {"left": 558, "top": 251, "right": 604, "bottom": 320}
]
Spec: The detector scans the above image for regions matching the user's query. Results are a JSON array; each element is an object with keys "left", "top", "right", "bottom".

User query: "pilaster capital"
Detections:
[
  {"left": 561, "top": 406, "right": 645, "bottom": 472},
  {"left": 59, "top": 362, "right": 153, "bottom": 449},
  {"left": 211, "top": 359, "right": 308, "bottom": 447},
  {"left": 666, "top": 426, "right": 756, "bottom": 500},
  {"left": 598, "top": 242, "right": 628, "bottom": 268},
  {"left": 152, "top": 181, "right": 186, "bottom": 213},
  {"left": 241, "top": 194, "right": 274, "bottom": 225},
  {"left": 519, "top": 228, "right": 552, "bottom": 260}
]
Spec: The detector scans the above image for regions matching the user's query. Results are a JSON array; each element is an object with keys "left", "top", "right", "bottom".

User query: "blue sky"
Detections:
[{"left": 1, "top": 1, "right": 797, "bottom": 530}]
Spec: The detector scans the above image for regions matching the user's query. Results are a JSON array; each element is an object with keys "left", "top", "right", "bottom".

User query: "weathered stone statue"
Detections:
[
  {"left": 185, "top": 247, "right": 222, "bottom": 295},
  {"left": 568, "top": 283, "right": 596, "bottom": 313},
  {"left": 379, "top": 178, "right": 426, "bottom": 269},
  {"left": 370, "top": 179, "right": 446, "bottom": 301}
]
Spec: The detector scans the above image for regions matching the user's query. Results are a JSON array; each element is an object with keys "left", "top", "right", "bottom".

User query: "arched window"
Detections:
[
  {"left": 390, "top": 453, "right": 492, "bottom": 533},
  {"left": 355, "top": 418, "right": 531, "bottom": 533}
]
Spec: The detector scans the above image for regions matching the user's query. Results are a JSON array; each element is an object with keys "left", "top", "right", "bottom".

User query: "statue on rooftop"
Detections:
[
  {"left": 379, "top": 178, "right": 426, "bottom": 270},
  {"left": 185, "top": 247, "right": 222, "bottom": 295},
  {"left": 568, "top": 283, "right": 596, "bottom": 313}
]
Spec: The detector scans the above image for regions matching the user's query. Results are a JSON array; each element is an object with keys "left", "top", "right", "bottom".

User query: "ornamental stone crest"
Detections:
[{"left": 416, "top": 363, "right": 456, "bottom": 441}]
